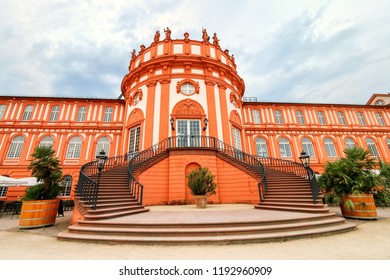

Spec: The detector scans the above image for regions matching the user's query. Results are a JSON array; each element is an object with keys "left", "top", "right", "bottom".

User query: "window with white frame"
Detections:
[
  {"left": 255, "top": 138, "right": 268, "bottom": 157},
  {"left": 357, "top": 112, "right": 366, "bottom": 126},
  {"left": 60, "top": 175, "right": 72, "bottom": 197},
  {"left": 366, "top": 138, "right": 379, "bottom": 157},
  {"left": 232, "top": 127, "right": 242, "bottom": 151},
  {"left": 274, "top": 110, "right": 283, "bottom": 124},
  {"left": 376, "top": 112, "right": 385, "bottom": 126},
  {"left": 317, "top": 111, "right": 326, "bottom": 125},
  {"left": 296, "top": 110, "right": 305, "bottom": 125},
  {"left": 95, "top": 137, "right": 110, "bottom": 156},
  {"left": 387, "top": 138, "right": 390, "bottom": 150},
  {"left": 324, "top": 138, "right": 337, "bottom": 157},
  {"left": 128, "top": 126, "right": 141, "bottom": 153},
  {"left": 338, "top": 111, "right": 346, "bottom": 125},
  {"left": 6, "top": 136, "right": 25, "bottom": 158},
  {"left": 252, "top": 109, "right": 260, "bottom": 124},
  {"left": 0, "top": 104, "right": 6, "bottom": 120},
  {"left": 76, "top": 106, "right": 87, "bottom": 122},
  {"left": 39, "top": 136, "right": 54, "bottom": 147},
  {"left": 49, "top": 105, "right": 60, "bottom": 121},
  {"left": 66, "top": 136, "right": 82, "bottom": 158},
  {"left": 302, "top": 138, "right": 315, "bottom": 157},
  {"left": 279, "top": 138, "right": 292, "bottom": 157},
  {"left": 345, "top": 138, "right": 356, "bottom": 149},
  {"left": 22, "top": 105, "right": 34, "bottom": 121},
  {"left": 103, "top": 107, "right": 113, "bottom": 122}
]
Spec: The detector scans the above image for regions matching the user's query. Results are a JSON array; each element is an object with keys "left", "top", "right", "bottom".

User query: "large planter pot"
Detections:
[
  {"left": 19, "top": 199, "right": 60, "bottom": 229},
  {"left": 340, "top": 194, "right": 377, "bottom": 220},
  {"left": 193, "top": 195, "right": 208, "bottom": 209}
]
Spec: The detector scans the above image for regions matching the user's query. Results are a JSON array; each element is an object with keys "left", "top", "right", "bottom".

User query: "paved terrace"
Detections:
[{"left": 0, "top": 204, "right": 389, "bottom": 260}]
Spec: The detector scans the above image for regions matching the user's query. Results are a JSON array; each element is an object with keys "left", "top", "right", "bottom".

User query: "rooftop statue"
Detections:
[
  {"left": 164, "top": 27, "right": 171, "bottom": 40},
  {"left": 154, "top": 30, "right": 160, "bottom": 43},
  {"left": 202, "top": 28, "right": 210, "bottom": 43},
  {"left": 212, "top": 33, "right": 220, "bottom": 48}
]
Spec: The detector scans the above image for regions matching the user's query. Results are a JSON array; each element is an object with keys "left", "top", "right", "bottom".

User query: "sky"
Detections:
[{"left": 0, "top": 0, "right": 389, "bottom": 104}]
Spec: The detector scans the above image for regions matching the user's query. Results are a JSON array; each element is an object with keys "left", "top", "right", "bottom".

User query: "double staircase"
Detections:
[{"left": 57, "top": 136, "right": 356, "bottom": 244}]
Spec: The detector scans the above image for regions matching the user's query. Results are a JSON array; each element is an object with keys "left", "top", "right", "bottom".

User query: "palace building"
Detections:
[{"left": 0, "top": 28, "right": 389, "bottom": 206}]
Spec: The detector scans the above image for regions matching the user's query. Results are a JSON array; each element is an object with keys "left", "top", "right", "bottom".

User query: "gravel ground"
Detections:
[{"left": 0, "top": 206, "right": 389, "bottom": 260}]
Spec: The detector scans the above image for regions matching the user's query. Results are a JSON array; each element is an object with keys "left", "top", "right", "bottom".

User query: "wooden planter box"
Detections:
[
  {"left": 19, "top": 199, "right": 60, "bottom": 229},
  {"left": 340, "top": 194, "right": 377, "bottom": 220}
]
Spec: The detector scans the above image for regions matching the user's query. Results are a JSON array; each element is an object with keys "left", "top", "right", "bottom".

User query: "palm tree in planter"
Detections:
[
  {"left": 318, "top": 147, "right": 380, "bottom": 219},
  {"left": 187, "top": 167, "right": 217, "bottom": 208},
  {"left": 19, "top": 146, "right": 63, "bottom": 228}
]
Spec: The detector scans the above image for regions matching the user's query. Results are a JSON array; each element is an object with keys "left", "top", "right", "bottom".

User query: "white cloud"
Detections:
[{"left": 0, "top": 0, "right": 389, "bottom": 103}]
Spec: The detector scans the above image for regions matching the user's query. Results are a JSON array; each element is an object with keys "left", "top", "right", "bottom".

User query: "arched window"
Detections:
[
  {"left": 324, "top": 138, "right": 337, "bottom": 157},
  {"left": 60, "top": 175, "right": 73, "bottom": 197},
  {"left": 103, "top": 107, "right": 113, "bottom": 122},
  {"left": 7, "top": 136, "right": 25, "bottom": 158},
  {"left": 279, "top": 138, "right": 292, "bottom": 158},
  {"left": 66, "top": 136, "right": 82, "bottom": 158},
  {"left": 252, "top": 110, "right": 260, "bottom": 124},
  {"left": 39, "top": 136, "right": 54, "bottom": 147},
  {"left": 366, "top": 138, "right": 379, "bottom": 157},
  {"left": 95, "top": 137, "right": 110, "bottom": 157},
  {"left": 345, "top": 138, "right": 356, "bottom": 149},
  {"left": 274, "top": 110, "right": 283, "bottom": 124},
  {"left": 255, "top": 138, "right": 268, "bottom": 157},
  {"left": 302, "top": 138, "right": 315, "bottom": 157}
]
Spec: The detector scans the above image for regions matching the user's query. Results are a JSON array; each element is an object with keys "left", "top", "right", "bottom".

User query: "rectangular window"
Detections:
[
  {"left": 49, "top": 106, "right": 60, "bottom": 121},
  {"left": 177, "top": 119, "right": 201, "bottom": 147},
  {"left": 274, "top": 110, "right": 283, "bottom": 124},
  {"left": 232, "top": 127, "right": 242, "bottom": 151},
  {"left": 338, "top": 112, "right": 346, "bottom": 125},
  {"left": 317, "top": 111, "right": 326, "bottom": 125},
  {"left": 0, "top": 104, "right": 6, "bottom": 120},
  {"left": 103, "top": 107, "right": 113, "bottom": 122},
  {"left": 376, "top": 112, "right": 385, "bottom": 126},
  {"left": 22, "top": 105, "right": 34, "bottom": 121},
  {"left": 252, "top": 110, "right": 260, "bottom": 124},
  {"left": 357, "top": 112, "right": 366, "bottom": 126},
  {"left": 128, "top": 126, "right": 141, "bottom": 153},
  {"left": 296, "top": 110, "right": 305, "bottom": 125},
  {"left": 76, "top": 106, "right": 87, "bottom": 122}
]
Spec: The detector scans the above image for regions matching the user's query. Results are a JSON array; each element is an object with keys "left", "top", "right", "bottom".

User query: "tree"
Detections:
[{"left": 27, "top": 146, "right": 63, "bottom": 200}]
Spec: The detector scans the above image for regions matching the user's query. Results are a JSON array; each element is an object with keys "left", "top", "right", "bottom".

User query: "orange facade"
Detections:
[{"left": 1, "top": 29, "right": 389, "bottom": 204}]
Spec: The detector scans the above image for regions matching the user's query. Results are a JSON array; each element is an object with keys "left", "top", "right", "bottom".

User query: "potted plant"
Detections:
[
  {"left": 186, "top": 167, "right": 217, "bottom": 208},
  {"left": 19, "top": 146, "right": 63, "bottom": 228},
  {"left": 318, "top": 147, "right": 381, "bottom": 219}
]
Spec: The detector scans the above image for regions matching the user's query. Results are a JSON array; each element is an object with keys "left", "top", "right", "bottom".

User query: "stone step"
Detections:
[
  {"left": 260, "top": 201, "right": 325, "bottom": 208},
  {"left": 57, "top": 220, "right": 356, "bottom": 244},
  {"left": 87, "top": 205, "right": 145, "bottom": 215},
  {"left": 255, "top": 205, "right": 330, "bottom": 214},
  {"left": 84, "top": 208, "right": 150, "bottom": 220}
]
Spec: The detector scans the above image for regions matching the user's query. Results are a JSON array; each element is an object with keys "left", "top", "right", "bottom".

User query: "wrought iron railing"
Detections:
[
  {"left": 256, "top": 156, "right": 319, "bottom": 203},
  {"left": 77, "top": 135, "right": 268, "bottom": 209}
]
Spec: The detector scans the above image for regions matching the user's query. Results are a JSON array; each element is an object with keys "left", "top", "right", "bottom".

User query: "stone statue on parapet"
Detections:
[
  {"left": 212, "top": 33, "right": 220, "bottom": 47},
  {"left": 202, "top": 28, "right": 210, "bottom": 43},
  {"left": 164, "top": 27, "right": 171, "bottom": 40},
  {"left": 154, "top": 30, "right": 160, "bottom": 42}
]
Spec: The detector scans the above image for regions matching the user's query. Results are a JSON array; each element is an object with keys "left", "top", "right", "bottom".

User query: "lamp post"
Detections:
[
  {"left": 299, "top": 150, "right": 310, "bottom": 168},
  {"left": 95, "top": 149, "right": 108, "bottom": 209}
]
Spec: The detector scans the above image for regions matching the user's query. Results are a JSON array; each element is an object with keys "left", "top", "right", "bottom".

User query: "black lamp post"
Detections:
[
  {"left": 96, "top": 149, "right": 108, "bottom": 184},
  {"left": 203, "top": 118, "right": 208, "bottom": 131},
  {"left": 299, "top": 150, "right": 310, "bottom": 168},
  {"left": 170, "top": 117, "right": 175, "bottom": 130}
]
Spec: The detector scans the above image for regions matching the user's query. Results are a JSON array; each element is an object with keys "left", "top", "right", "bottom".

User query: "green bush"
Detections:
[
  {"left": 24, "top": 183, "right": 63, "bottom": 201},
  {"left": 187, "top": 167, "right": 217, "bottom": 196}
]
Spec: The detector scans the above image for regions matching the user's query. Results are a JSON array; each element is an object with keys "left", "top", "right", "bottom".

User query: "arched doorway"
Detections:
[{"left": 185, "top": 162, "right": 201, "bottom": 204}]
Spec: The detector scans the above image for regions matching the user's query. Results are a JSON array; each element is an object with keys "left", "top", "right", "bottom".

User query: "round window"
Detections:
[{"left": 180, "top": 82, "right": 195, "bottom": 95}]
